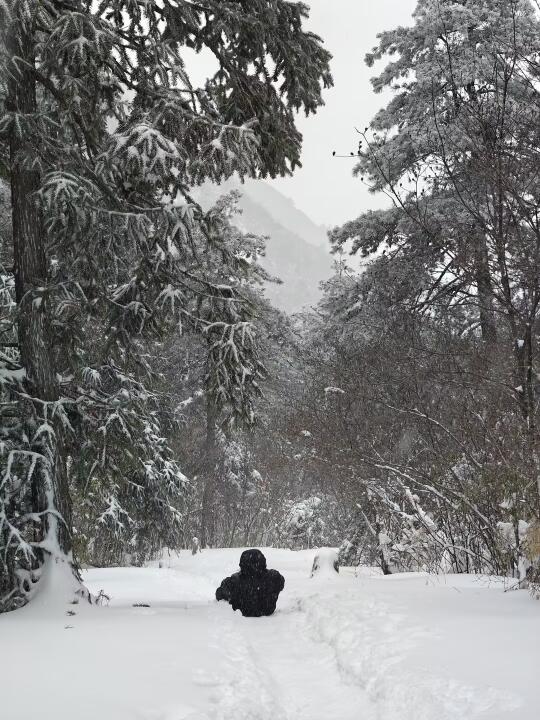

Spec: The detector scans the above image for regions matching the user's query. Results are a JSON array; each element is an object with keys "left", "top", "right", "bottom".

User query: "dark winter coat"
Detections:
[{"left": 215, "top": 549, "right": 285, "bottom": 617}]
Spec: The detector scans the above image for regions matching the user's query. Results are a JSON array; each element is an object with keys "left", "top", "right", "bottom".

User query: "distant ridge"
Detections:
[
  {"left": 239, "top": 179, "right": 329, "bottom": 249},
  {"left": 196, "top": 179, "right": 333, "bottom": 314}
]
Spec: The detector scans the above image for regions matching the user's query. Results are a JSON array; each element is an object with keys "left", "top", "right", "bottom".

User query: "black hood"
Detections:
[{"left": 239, "top": 549, "right": 267, "bottom": 577}]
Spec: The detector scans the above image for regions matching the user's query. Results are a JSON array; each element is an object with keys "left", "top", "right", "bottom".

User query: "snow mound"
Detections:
[{"left": 310, "top": 547, "right": 339, "bottom": 578}]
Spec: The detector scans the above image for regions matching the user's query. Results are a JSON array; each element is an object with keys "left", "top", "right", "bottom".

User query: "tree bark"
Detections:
[
  {"left": 7, "top": 16, "right": 73, "bottom": 561},
  {"left": 199, "top": 395, "right": 219, "bottom": 548},
  {"left": 473, "top": 234, "right": 497, "bottom": 345}
]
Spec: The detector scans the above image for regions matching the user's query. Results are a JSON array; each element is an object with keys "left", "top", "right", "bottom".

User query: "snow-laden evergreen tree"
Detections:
[
  {"left": 0, "top": 0, "right": 332, "bottom": 610},
  {"left": 331, "top": 0, "right": 540, "bottom": 505},
  {"left": 162, "top": 191, "right": 277, "bottom": 549},
  {"left": 151, "top": 247, "right": 301, "bottom": 551}
]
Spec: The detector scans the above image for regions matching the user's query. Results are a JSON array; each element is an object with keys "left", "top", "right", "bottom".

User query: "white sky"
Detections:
[{"left": 268, "top": 0, "right": 417, "bottom": 227}]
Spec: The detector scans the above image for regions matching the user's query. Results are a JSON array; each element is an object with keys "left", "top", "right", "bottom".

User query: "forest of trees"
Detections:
[{"left": 1, "top": 0, "right": 540, "bottom": 613}]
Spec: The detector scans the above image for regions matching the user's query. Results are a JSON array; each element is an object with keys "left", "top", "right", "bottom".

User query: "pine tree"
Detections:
[
  {"left": 0, "top": 0, "right": 332, "bottom": 609},
  {"left": 331, "top": 0, "right": 540, "bottom": 501}
]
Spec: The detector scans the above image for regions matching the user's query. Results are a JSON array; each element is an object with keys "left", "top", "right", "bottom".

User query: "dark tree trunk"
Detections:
[
  {"left": 199, "top": 396, "right": 219, "bottom": 548},
  {"left": 473, "top": 235, "right": 497, "bottom": 345},
  {"left": 7, "top": 16, "right": 73, "bottom": 562},
  {"left": 374, "top": 519, "right": 393, "bottom": 575}
]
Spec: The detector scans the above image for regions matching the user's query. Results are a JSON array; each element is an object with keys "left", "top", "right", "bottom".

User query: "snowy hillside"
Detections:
[
  {"left": 1, "top": 549, "right": 538, "bottom": 720},
  {"left": 195, "top": 179, "right": 333, "bottom": 313}
]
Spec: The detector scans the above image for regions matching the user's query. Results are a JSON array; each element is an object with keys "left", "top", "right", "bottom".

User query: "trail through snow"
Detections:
[
  {"left": 208, "top": 595, "right": 371, "bottom": 720},
  {"left": 1, "top": 548, "right": 538, "bottom": 720}
]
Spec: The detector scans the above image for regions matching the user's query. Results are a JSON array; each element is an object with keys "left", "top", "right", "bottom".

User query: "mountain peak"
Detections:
[{"left": 195, "top": 178, "right": 333, "bottom": 314}]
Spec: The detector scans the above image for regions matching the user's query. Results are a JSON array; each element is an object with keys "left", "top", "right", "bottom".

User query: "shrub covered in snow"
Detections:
[{"left": 279, "top": 497, "right": 328, "bottom": 549}]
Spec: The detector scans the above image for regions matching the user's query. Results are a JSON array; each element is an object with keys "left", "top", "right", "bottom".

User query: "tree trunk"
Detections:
[
  {"left": 7, "top": 16, "right": 73, "bottom": 563},
  {"left": 200, "top": 395, "right": 219, "bottom": 548},
  {"left": 473, "top": 235, "right": 497, "bottom": 345},
  {"left": 375, "top": 519, "right": 393, "bottom": 575}
]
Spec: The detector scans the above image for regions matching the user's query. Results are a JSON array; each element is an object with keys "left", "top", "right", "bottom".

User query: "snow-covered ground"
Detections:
[{"left": 1, "top": 548, "right": 539, "bottom": 720}]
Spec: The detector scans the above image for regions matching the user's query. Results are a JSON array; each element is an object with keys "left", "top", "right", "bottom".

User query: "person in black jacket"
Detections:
[{"left": 215, "top": 549, "right": 285, "bottom": 617}]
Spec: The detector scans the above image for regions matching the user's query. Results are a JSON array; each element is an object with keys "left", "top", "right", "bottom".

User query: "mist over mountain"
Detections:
[
  {"left": 238, "top": 180, "right": 329, "bottom": 248},
  {"left": 197, "top": 179, "right": 333, "bottom": 314}
]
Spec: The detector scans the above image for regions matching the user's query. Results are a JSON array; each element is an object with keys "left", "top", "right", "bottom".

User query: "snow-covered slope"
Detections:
[
  {"left": 195, "top": 180, "right": 333, "bottom": 314},
  {"left": 1, "top": 549, "right": 538, "bottom": 720}
]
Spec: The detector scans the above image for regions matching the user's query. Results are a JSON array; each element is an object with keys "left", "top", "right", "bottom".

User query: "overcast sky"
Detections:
[{"left": 268, "top": 0, "right": 417, "bottom": 228}]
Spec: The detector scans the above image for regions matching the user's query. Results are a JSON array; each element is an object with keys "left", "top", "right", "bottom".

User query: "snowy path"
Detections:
[
  {"left": 209, "top": 593, "right": 372, "bottom": 720},
  {"left": 1, "top": 549, "right": 539, "bottom": 720}
]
